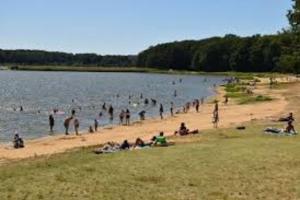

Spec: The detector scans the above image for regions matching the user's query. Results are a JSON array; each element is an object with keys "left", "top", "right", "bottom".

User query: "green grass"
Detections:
[
  {"left": 1, "top": 123, "right": 300, "bottom": 200},
  {"left": 238, "top": 95, "right": 273, "bottom": 104}
]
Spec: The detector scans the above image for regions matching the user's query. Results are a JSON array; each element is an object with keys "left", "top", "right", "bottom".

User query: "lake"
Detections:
[{"left": 0, "top": 71, "right": 225, "bottom": 142}]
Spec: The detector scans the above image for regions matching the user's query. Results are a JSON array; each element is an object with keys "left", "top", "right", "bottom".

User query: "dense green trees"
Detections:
[
  {"left": 136, "top": 1, "right": 300, "bottom": 73},
  {"left": 137, "top": 35, "right": 290, "bottom": 72},
  {"left": 0, "top": 49, "right": 136, "bottom": 67}
]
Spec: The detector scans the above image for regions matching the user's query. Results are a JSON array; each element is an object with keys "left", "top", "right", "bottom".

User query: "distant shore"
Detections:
[{"left": 3, "top": 65, "right": 291, "bottom": 79}]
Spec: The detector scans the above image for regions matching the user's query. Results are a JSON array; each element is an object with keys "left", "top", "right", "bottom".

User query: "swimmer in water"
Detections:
[
  {"left": 102, "top": 103, "right": 106, "bottom": 111},
  {"left": 20, "top": 106, "right": 23, "bottom": 112}
]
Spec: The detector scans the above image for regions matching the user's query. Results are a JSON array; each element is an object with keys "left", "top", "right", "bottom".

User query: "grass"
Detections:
[
  {"left": 238, "top": 95, "right": 273, "bottom": 104},
  {"left": 1, "top": 122, "right": 300, "bottom": 200}
]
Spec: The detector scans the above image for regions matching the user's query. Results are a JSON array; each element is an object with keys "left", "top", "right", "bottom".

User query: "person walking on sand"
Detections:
[
  {"left": 125, "top": 109, "right": 130, "bottom": 125},
  {"left": 64, "top": 117, "right": 73, "bottom": 135},
  {"left": 214, "top": 101, "right": 219, "bottom": 113},
  {"left": 94, "top": 119, "right": 98, "bottom": 132},
  {"left": 74, "top": 118, "right": 80, "bottom": 135},
  {"left": 159, "top": 104, "right": 164, "bottom": 119},
  {"left": 224, "top": 95, "right": 229, "bottom": 105},
  {"left": 49, "top": 114, "right": 55, "bottom": 132},
  {"left": 213, "top": 109, "right": 219, "bottom": 128}
]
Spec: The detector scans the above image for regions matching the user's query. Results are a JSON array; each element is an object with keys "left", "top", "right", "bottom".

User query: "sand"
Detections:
[{"left": 0, "top": 78, "right": 295, "bottom": 160}]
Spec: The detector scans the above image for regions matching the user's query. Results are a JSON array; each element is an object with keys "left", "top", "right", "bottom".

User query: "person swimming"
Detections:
[
  {"left": 144, "top": 98, "right": 149, "bottom": 105},
  {"left": 102, "top": 103, "right": 106, "bottom": 111},
  {"left": 151, "top": 99, "right": 157, "bottom": 106}
]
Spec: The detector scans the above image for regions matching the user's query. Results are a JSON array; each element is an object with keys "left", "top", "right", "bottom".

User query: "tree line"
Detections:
[
  {"left": 137, "top": 0, "right": 300, "bottom": 73},
  {"left": 1, "top": 0, "right": 299, "bottom": 73},
  {"left": 136, "top": 33, "right": 300, "bottom": 73},
  {"left": 0, "top": 49, "right": 136, "bottom": 67}
]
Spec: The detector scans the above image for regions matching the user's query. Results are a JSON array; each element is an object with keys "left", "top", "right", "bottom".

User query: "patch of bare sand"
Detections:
[{"left": 0, "top": 82, "right": 291, "bottom": 160}]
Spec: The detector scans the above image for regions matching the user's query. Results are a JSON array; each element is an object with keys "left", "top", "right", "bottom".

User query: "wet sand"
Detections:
[{"left": 0, "top": 78, "right": 294, "bottom": 160}]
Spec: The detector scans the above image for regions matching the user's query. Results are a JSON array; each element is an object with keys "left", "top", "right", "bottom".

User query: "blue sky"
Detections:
[{"left": 0, "top": 0, "right": 292, "bottom": 55}]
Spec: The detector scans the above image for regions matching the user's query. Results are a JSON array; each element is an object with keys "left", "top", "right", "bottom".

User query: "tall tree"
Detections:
[{"left": 287, "top": 0, "right": 300, "bottom": 32}]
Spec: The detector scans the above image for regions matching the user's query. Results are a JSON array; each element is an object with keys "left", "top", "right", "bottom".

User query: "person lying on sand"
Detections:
[
  {"left": 174, "top": 122, "right": 199, "bottom": 136},
  {"left": 13, "top": 134, "right": 24, "bottom": 149}
]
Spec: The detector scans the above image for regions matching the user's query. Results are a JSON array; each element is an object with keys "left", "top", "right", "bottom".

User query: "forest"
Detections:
[{"left": 137, "top": 0, "right": 300, "bottom": 73}]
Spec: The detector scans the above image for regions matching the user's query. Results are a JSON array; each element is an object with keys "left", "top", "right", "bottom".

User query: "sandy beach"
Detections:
[{"left": 0, "top": 77, "right": 295, "bottom": 161}]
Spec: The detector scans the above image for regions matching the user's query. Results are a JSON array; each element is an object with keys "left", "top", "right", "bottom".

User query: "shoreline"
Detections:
[{"left": 0, "top": 79, "right": 292, "bottom": 161}]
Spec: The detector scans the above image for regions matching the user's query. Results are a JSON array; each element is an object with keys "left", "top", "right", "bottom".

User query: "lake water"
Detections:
[{"left": 0, "top": 71, "right": 225, "bottom": 142}]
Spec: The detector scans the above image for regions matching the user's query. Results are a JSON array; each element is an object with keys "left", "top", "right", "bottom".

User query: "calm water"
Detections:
[{"left": 0, "top": 71, "right": 225, "bottom": 142}]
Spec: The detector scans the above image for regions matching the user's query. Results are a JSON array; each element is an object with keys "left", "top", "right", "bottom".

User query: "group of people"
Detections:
[
  {"left": 93, "top": 131, "right": 169, "bottom": 154},
  {"left": 48, "top": 86, "right": 209, "bottom": 136}
]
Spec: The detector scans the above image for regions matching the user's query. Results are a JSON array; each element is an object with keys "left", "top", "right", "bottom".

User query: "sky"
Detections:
[{"left": 0, "top": 0, "right": 292, "bottom": 55}]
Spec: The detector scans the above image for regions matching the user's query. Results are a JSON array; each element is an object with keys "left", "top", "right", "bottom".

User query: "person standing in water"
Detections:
[
  {"left": 71, "top": 109, "right": 76, "bottom": 117},
  {"left": 170, "top": 102, "right": 174, "bottom": 116},
  {"left": 102, "top": 103, "right": 106, "bottom": 111},
  {"left": 49, "top": 114, "right": 55, "bottom": 132},
  {"left": 74, "top": 118, "right": 80, "bottom": 135},
  {"left": 125, "top": 109, "right": 130, "bottom": 125},
  {"left": 108, "top": 105, "right": 114, "bottom": 122},
  {"left": 119, "top": 110, "right": 125, "bottom": 124},
  {"left": 195, "top": 100, "right": 200, "bottom": 112},
  {"left": 64, "top": 117, "right": 73, "bottom": 135},
  {"left": 94, "top": 119, "right": 98, "bottom": 132},
  {"left": 173, "top": 90, "right": 177, "bottom": 97},
  {"left": 159, "top": 104, "right": 164, "bottom": 119}
]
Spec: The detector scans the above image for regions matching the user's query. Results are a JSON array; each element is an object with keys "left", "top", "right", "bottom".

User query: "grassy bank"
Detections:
[{"left": 1, "top": 121, "right": 300, "bottom": 200}]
